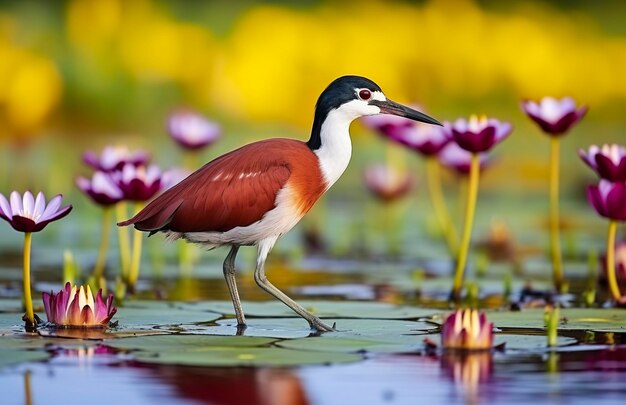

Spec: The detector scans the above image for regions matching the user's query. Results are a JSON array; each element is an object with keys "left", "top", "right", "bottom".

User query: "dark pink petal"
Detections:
[
  {"left": 605, "top": 183, "right": 626, "bottom": 221},
  {"left": 42, "top": 292, "right": 52, "bottom": 322},
  {"left": 9, "top": 216, "right": 39, "bottom": 232},
  {"left": 587, "top": 185, "right": 607, "bottom": 218},
  {"left": 81, "top": 305, "right": 95, "bottom": 325},
  {"left": 67, "top": 294, "right": 82, "bottom": 325},
  {"left": 93, "top": 289, "right": 108, "bottom": 323},
  {"left": 595, "top": 155, "right": 626, "bottom": 182}
]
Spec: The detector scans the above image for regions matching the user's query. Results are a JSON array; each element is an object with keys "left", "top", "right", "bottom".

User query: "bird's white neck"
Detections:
[{"left": 313, "top": 108, "right": 354, "bottom": 190}]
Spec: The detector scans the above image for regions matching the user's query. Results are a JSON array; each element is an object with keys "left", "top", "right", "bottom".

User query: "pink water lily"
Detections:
[
  {"left": 114, "top": 163, "right": 163, "bottom": 202},
  {"left": 168, "top": 110, "right": 221, "bottom": 150},
  {"left": 387, "top": 123, "right": 451, "bottom": 157},
  {"left": 521, "top": 96, "right": 587, "bottom": 136},
  {"left": 83, "top": 146, "right": 150, "bottom": 172},
  {"left": 442, "top": 309, "right": 493, "bottom": 350},
  {"left": 579, "top": 144, "right": 626, "bottom": 182},
  {"left": 43, "top": 282, "right": 117, "bottom": 327},
  {"left": 587, "top": 180, "right": 626, "bottom": 221},
  {"left": 76, "top": 171, "right": 124, "bottom": 206},
  {"left": 444, "top": 115, "right": 512, "bottom": 154},
  {"left": 362, "top": 164, "right": 414, "bottom": 203},
  {"left": 0, "top": 191, "right": 72, "bottom": 233},
  {"left": 439, "top": 143, "right": 490, "bottom": 175}
]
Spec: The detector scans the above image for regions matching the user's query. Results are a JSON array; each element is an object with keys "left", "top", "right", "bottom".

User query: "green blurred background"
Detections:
[{"left": 0, "top": 0, "right": 624, "bottom": 259}]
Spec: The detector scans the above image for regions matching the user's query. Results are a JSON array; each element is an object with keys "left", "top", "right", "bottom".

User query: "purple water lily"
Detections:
[
  {"left": 362, "top": 164, "right": 414, "bottom": 203},
  {"left": 587, "top": 180, "right": 626, "bottom": 221},
  {"left": 521, "top": 96, "right": 587, "bottom": 136},
  {"left": 114, "top": 163, "right": 162, "bottom": 202},
  {"left": 76, "top": 171, "right": 124, "bottom": 206},
  {"left": 442, "top": 309, "right": 494, "bottom": 350},
  {"left": 579, "top": 144, "right": 626, "bottom": 182},
  {"left": 444, "top": 115, "right": 512, "bottom": 154},
  {"left": 388, "top": 123, "right": 451, "bottom": 157},
  {"left": 43, "top": 282, "right": 117, "bottom": 327},
  {"left": 0, "top": 191, "right": 72, "bottom": 233},
  {"left": 439, "top": 143, "right": 490, "bottom": 175},
  {"left": 83, "top": 146, "right": 150, "bottom": 172},
  {"left": 361, "top": 107, "right": 419, "bottom": 138},
  {"left": 168, "top": 110, "right": 221, "bottom": 150}
]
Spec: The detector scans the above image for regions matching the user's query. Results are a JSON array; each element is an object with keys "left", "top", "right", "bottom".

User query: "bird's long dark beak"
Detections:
[{"left": 370, "top": 99, "right": 442, "bottom": 126}]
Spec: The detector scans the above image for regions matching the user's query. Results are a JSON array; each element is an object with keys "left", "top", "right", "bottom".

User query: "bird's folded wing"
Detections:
[{"left": 119, "top": 142, "right": 292, "bottom": 233}]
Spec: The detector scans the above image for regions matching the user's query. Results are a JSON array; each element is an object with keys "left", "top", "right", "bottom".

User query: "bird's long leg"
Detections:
[
  {"left": 223, "top": 245, "right": 245, "bottom": 326},
  {"left": 253, "top": 238, "right": 334, "bottom": 332}
]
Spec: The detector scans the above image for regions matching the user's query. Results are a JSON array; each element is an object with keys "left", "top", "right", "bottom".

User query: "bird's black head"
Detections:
[{"left": 308, "top": 75, "right": 441, "bottom": 150}]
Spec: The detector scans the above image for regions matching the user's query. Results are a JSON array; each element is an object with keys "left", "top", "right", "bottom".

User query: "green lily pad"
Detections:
[
  {"left": 276, "top": 336, "right": 414, "bottom": 353},
  {"left": 0, "top": 348, "right": 50, "bottom": 368},
  {"left": 133, "top": 346, "right": 363, "bottom": 367},
  {"left": 495, "top": 334, "right": 577, "bottom": 351},
  {"left": 114, "top": 306, "right": 221, "bottom": 328},
  {"left": 106, "top": 334, "right": 276, "bottom": 352},
  {"left": 185, "top": 300, "right": 437, "bottom": 320},
  {"left": 0, "top": 334, "right": 97, "bottom": 350},
  {"left": 487, "top": 308, "right": 626, "bottom": 333}
]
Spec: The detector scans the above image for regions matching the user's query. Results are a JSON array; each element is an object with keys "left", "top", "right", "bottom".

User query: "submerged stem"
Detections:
[
  {"left": 452, "top": 154, "right": 480, "bottom": 299},
  {"left": 93, "top": 206, "right": 112, "bottom": 279},
  {"left": 115, "top": 202, "right": 131, "bottom": 279},
  {"left": 606, "top": 220, "right": 621, "bottom": 301},
  {"left": 128, "top": 202, "right": 144, "bottom": 289},
  {"left": 549, "top": 137, "right": 564, "bottom": 292},
  {"left": 23, "top": 232, "right": 35, "bottom": 327},
  {"left": 426, "top": 157, "right": 458, "bottom": 255}
]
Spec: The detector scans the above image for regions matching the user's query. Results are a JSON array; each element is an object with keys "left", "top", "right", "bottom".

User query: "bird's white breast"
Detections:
[{"left": 314, "top": 107, "right": 354, "bottom": 189}]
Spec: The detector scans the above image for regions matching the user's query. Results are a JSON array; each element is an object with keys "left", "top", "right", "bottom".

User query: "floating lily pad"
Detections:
[
  {"left": 0, "top": 334, "right": 97, "bottom": 349},
  {"left": 106, "top": 334, "right": 276, "bottom": 352},
  {"left": 495, "top": 334, "right": 577, "bottom": 351},
  {"left": 276, "top": 336, "right": 413, "bottom": 354},
  {"left": 185, "top": 300, "right": 437, "bottom": 320},
  {"left": 0, "top": 348, "right": 49, "bottom": 368},
  {"left": 133, "top": 346, "right": 363, "bottom": 367},
  {"left": 114, "top": 306, "right": 221, "bottom": 327},
  {"left": 487, "top": 308, "right": 626, "bottom": 333}
]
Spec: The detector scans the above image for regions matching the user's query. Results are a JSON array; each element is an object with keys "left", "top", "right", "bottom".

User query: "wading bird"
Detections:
[{"left": 119, "top": 76, "right": 441, "bottom": 331}]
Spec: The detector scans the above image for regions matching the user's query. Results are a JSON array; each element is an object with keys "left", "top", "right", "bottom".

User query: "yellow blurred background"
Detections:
[{"left": 0, "top": 0, "right": 625, "bottom": 199}]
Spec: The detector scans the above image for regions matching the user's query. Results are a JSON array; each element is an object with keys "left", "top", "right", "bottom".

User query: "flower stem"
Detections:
[
  {"left": 93, "top": 206, "right": 112, "bottom": 279},
  {"left": 22, "top": 232, "right": 35, "bottom": 327},
  {"left": 549, "top": 137, "right": 564, "bottom": 292},
  {"left": 606, "top": 220, "right": 622, "bottom": 301},
  {"left": 115, "top": 202, "right": 131, "bottom": 280},
  {"left": 452, "top": 154, "right": 480, "bottom": 299},
  {"left": 425, "top": 157, "right": 458, "bottom": 255},
  {"left": 128, "top": 202, "right": 144, "bottom": 290}
]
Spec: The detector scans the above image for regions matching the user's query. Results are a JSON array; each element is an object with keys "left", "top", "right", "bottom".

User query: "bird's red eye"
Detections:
[{"left": 358, "top": 89, "right": 372, "bottom": 100}]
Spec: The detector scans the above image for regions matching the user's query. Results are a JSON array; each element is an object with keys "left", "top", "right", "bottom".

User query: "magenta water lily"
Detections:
[
  {"left": 388, "top": 123, "right": 451, "bottom": 157},
  {"left": 521, "top": 96, "right": 587, "bottom": 136},
  {"left": 442, "top": 309, "right": 494, "bottom": 350},
  {"left": 0, "top": 191, "right": 72, "bottom": 232},
  {"left": 83, "top": 146, "right": 150, "bottom": 172},
  {"left": 579, "top": 144, "right": 626, "bottom": 182},
  {"left": 444, "top": 115, "right": 512, "bottom": 153},
  {"left": 0, "top": 191, "right": 72, "bottom": 329},
  {"left": 362, "top": 109, "right": 417, "bottom": 138},
  {"left": 76, "top": 171, "right": 124, "bottom": 206},
  {"left": 587, "top": 180, "right": 626, "bottom": 302},
  {"left": 43, "top": 282, "right": 117, "bottom": 327},
  {"left": 168, "top": 110, "right": 221, "bottom": 150},
  {"left": 446, "top": 115, "right": 511, "bottom": 298},
  {"left": 362, "top": 164, "right": 413, "bottom": 203},
  {"left": 114, "top": 163, "right": 163, "bottom": 202},
  {"left": 439, "top": 143, "right": 490, "bottom": 175}
]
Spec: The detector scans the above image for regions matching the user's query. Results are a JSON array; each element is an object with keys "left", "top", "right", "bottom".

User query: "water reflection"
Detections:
[{"left": 441, "top": 352, "right": 493, "bottom": 405}]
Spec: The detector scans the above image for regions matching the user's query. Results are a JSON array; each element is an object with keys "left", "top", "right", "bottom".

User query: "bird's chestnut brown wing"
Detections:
[{"left": 119, "top": 141, "right": 292, "bottom": 233}]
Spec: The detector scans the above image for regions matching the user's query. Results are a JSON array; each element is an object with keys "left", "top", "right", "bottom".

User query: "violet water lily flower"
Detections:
[
  {"left": 442, "top": 309, "right": 494, "bottom": 350},
  {"left": 168, "top": 110, "right": 221, "bottom": 150},
  {"left": 444, "top": 115, "right": 512, "bottom": 153},
  {"left": 579, "top": 144, "right": 626, "bottom": 182},
  {"left": 387, "top": 123, "right": 451, "bottom": 157},
  {"left": 161, "top": 167, "right": 192, "bottom": 191},
  {"left": 114, "top": 163, "right": 163, "bottom": 201},
  {"left": 521, "top": 96, "right": 587, "bottom": 136},
  {"left": 83, "top": 146, "right": 150, "bottom": 172},
  {"left": 42, "top": 282, "right": 117, "bottom": 327},
  {"left": 587, "top": 180, "right": 626, "bottom": 221},
  {"left": 362, "top": 164, "right": 414, "bottom": 203},
  {"left": 439, "top": 143, "right": 490, "bottom": 175},
  {"left": 0, "top": 191, "right": 72, "bottom": 232},
  {"left": 361, "top": 107, "right": 419, "bottom": 138},
  {"left": 76, "top": 171, "right": 124, "bottom": 206}
]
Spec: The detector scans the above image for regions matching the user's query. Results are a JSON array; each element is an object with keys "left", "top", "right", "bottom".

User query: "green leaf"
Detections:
[
  {"left": 106, "top": 334, "right": 277, "bottom": 352},
  {"left": 133, "top": 347, "right": 362, "bottom": 367},
  {"left": 0, "top": 348, "right": 49, "bottom": 368}
]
